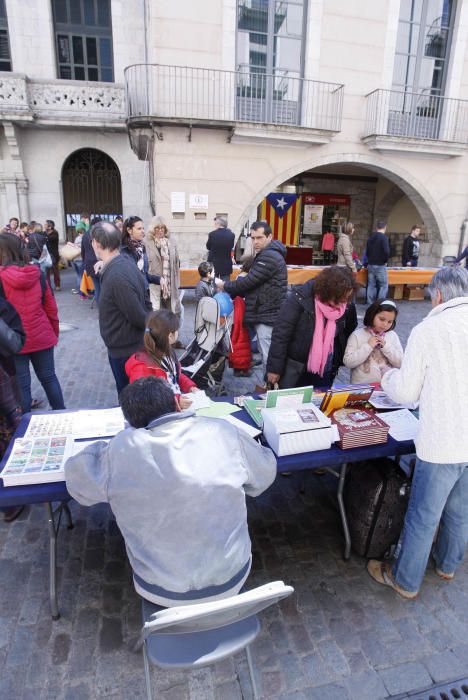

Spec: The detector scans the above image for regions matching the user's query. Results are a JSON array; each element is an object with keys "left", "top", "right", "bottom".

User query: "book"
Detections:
[
  {"left": 265, "top": 385, "right": 314, "bottom": 408},
  {"left": 243, "top": 398, "right": 265, "bottom": 428},
  {"left": 24, "top": 408, "right": 125, "bottom": 439},
  {"left": 330, "top": 407, "right": 389, "bottom": 449},
  {"left": 320, "top": 384, "right": 374, "bottom": 416},
  {"left": 1, "top": 436, "right": 74, "bottom": 487}
]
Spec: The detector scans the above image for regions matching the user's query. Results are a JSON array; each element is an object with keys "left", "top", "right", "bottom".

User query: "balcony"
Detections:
[
  {"left": 0, "top": 73, "right": 126, "bottom": 129},
  {"left": 363, "top": 88, "right": 468, "bottom": 157},
  {"left": 124, "top": 64, "right": 344, "bottom": 147}
]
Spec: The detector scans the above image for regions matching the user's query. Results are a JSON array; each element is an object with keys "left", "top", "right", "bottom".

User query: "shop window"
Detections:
[
  {"left": 0, "top": 0, "right": 12, "bottom": 72},
  {"left": 52, "top": 0, "right": 114, "bottom": 82}
]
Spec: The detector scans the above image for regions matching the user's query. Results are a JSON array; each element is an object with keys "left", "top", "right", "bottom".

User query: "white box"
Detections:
[{"left": 262, "top": 404, "right": 334, "bottom": 457}]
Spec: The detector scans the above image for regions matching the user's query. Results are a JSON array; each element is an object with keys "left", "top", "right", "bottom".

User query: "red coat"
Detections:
[
  {"left": 229, "top": 296, "right": 252, "bottom": 370},
  {"left": 125, "top": 351, "right": 196, "bottom": 394},
  {"left": 0, "top": 264, "right": 59, "bottom": 353}
]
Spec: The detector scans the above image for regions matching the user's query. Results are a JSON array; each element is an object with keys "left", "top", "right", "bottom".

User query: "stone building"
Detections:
[{"left": 1, "top": 0, "right": 468, "bottom": 264}]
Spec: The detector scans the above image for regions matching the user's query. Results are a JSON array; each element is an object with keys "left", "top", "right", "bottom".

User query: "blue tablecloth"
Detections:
[{"left": 0, "top": 405, "right": 415, "bottom": 509}]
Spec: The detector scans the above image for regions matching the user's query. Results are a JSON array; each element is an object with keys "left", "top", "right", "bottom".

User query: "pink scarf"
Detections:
[{"left": 307, "top": 298, "right": 347, "bottom": 377}]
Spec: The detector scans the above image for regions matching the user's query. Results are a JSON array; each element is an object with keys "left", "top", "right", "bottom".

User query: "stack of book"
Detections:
[{"left": 330, "top": 407, "right": 389, "bottom": 449}]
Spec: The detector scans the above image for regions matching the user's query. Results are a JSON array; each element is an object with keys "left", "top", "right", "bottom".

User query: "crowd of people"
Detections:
[{"left": 0, "top": 211, "right": 467, "bottom": 610}]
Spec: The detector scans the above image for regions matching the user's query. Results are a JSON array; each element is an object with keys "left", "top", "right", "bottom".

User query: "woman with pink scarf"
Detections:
[{"left": 266, "top": 267, "right": 358, "bottom": 389}]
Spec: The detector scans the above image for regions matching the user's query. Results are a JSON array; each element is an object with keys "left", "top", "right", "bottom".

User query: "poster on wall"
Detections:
[{"left": 302, "top": 204, "right": 323, "bottom": 238}]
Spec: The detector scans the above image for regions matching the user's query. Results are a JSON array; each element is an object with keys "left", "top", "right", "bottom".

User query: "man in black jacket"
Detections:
[
  {"left": 91, "top": 221, "right": 151, "bottom": 395},
  {"left": 401, "top": 225, "right": 421, "bottom": 267},
  {"left": 206, "top": 216, "right": 235, "bottom": 281},
  {"left": 365, "top": 220, "right": 391, "bottom": 304},
  {"left": 218, "top": 221, "right": 287, "bottom": 379}
]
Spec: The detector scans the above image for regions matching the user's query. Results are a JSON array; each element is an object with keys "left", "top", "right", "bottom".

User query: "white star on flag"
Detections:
[{"left": 276, "top": 197, "right": 287, "bottom": 209}]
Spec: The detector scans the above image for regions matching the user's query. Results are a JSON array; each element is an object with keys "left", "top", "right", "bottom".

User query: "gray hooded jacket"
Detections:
[{"left": 65, "top": 411, "right": 276, "bottom": 606}]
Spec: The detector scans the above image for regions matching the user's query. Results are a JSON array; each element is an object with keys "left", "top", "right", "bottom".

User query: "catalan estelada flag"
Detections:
[{"left": 258, "top": 193, "right": 301, "bottom": 246}]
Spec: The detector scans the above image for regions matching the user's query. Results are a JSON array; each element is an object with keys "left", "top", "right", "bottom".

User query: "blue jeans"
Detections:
[
  {"left": 108, "top": 354, "right": 130, "bottom": 396},
  {"left": 366, "top": 265, "right": 388, "bottom": 304},
  {"left": 72, "top": 260, "right": 83, "bottom": 289},
  {"left": 255, "top": 323, "right": 273, "bottom": 380},
  {"left": 392, "top": 458, "right": 468, "bottom": 593},
  {"left": 14, "top": 348, "right": 65, "bottom": 413}
]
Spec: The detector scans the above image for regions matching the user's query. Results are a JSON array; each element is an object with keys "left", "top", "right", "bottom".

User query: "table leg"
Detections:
[
  {"left": 63, "top": 502, "right": 74, "bottom": 530},
  {"left": 336, "top": 463, "right": 351, "bottom": 560},
  {"left": 45, "top": 502, "right": 60, "bottom": 620}
]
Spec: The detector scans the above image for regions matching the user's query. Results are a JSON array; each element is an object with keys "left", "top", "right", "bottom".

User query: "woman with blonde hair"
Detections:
[
  {"left": 336, "top": 222, "right": 357, "bottom": 273},
  {"left": 145, "top": 217, "right": 183, "bottom": 344}
]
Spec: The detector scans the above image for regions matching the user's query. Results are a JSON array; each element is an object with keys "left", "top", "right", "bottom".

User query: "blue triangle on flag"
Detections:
[{"left": 266, "top": 192, "right": 298, "bottom": 218}]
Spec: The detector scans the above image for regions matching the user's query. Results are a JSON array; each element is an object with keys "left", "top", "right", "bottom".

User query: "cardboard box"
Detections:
[
  {"left": 262, "top": 404, "right": 336, "bottom": 456},
  {"left": 388, "top": 284, "right": 404, "bottom": 300},
  {"left": 403, "top": 285, "right": 425, "bottom": 300}
]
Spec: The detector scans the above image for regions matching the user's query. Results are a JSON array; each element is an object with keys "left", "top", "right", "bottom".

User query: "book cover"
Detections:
[
  {"left": 1, "top": 436, "right": 74, "bottom": 487},
  {"left": 330, "top": 407, "right": 388, "bottom": 449},
  {"left": 243, "top": 398, "right": 265, "bottom": 427},
  {"left": 320, "top": 384, "right": 374, "bottom": 416}
]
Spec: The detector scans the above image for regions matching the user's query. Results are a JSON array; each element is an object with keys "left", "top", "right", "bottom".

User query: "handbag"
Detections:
[
  {"left": 38, "top": 244, "right": 53, "bottom": 270},
  {"left": 278, "top": 357, "right": 306, "bottom": 389},
  {"left": 59, "top": 243, "right": 81, "bottom": 262}
]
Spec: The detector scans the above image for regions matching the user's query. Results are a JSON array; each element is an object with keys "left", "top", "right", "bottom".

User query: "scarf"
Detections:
[
  {"left": 307, "top": 298, "right": 347, "bottom": 377},
  {"left": 128, "top": 238, "right": 145, "bottom": 272},
  {"left": 154, "top": 236, "right": 171, "bottom": 299}
]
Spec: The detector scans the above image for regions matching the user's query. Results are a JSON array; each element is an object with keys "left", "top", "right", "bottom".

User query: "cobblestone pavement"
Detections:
[{"left": 1, "top": 270, "right": 467, "bottom": 700}]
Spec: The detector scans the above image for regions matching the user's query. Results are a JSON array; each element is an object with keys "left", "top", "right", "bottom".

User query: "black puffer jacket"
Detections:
[
  {"left": 224, "top": 240, "right": 287, "bottom": 325},
  {"left": 267, "top": 279, "right": 357, "bottom": 378}
]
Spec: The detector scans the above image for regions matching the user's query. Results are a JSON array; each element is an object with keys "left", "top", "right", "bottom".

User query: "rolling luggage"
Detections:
[{"left": 344, "top": 458, "right": 411, "bottom": 558}]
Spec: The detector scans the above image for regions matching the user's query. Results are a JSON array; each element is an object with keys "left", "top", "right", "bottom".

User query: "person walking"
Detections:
[
  {"left": 401, "top": 225, "right": 421, "bottom": 267},
  {"left": 206, "top": 215, "right": 235, "bottom": 282},
  {"left": 90, "top": 221, "right": 150, "bottom": 395},
  {"left": 44, "top": 219, "right": 61, "bottom": 291},
  {"left": 217, "top": 221, "right": 287, "bottom": 380},
  {"left": 367, "top": 266, "right": 468, "bottom": 599},
  {"left": 336, "top": 222, "right": 357, "bottom": 273},
  {"left": 365, "top": 220, "right": 390, "bottom": 303},
  {"left": 0, "top": 233, "right": 65, "bottom": 413}
]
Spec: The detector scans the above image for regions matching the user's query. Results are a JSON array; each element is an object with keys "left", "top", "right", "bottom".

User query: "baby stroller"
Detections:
[{"left": 179, "top": 294, "right": 233, "bottom": 395}]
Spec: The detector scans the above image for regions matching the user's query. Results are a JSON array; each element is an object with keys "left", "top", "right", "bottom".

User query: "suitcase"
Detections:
[{"left": 344, "top": 458, "right": 411, "bottom": 558}]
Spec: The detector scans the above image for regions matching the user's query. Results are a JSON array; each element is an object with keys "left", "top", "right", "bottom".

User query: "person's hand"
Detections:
[
  {"left": 189, "top": 386, "right": 199, "bottom": 393},
  {"left": 160, "top": 277, "right": 168, "bottom": 293},
  {"left": 367, "top": 336, "right": 381, "bottom": 348},
  {"left": 267, "top": 372, "right": 280, "bottom": 385},
  {"left": 178, "top": 396, "right": 193, "bottom": 410},
  {"left": 378, "top": 336, "right": 386, "bottom": 347},
  {"left": 94, "top": 260, "right": 103, "bottom": 274}
]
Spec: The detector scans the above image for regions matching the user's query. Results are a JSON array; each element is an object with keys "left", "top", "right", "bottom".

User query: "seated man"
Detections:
[{"left": 65, "top": 377, "right": 276, "bottom": 606}]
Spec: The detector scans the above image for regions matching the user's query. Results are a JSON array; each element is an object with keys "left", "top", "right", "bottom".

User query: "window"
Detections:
[
  {"left": 52, "top": 0, "right": 113, "bottom": 82},
  {"left": 392, "top": 0, "right": 454, "bottom": 96},
  {"left": 0, "top": 0, "right": 12, "bottom": 72}
]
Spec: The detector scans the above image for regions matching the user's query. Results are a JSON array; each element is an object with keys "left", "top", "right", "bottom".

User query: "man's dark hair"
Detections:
[
  {"left": 46, "top": 219, "right": 55, "bottom": 229},
  {"left": 376, "top": 220, "right": 387, "bottom": 230},
  {"left": 90, "top": 221, "right": 121, "bottom": 251},
  {"left": 9, "top": 217, "right": 19, "bottom": 225},
  {"left": 410, "top": 225, "right": 420, "bottom": 233},
  {"left": 120, "top": 377, "right": 177, "bottom": 428},
  {"left": 198, "top": 261, "right": 213, "bottom": 278},
  {"left": 90, "top": 216, "right": 103, "bottom": 226},
  {"left": 250, "top": 221, "right": 272, "bottom": 236}
]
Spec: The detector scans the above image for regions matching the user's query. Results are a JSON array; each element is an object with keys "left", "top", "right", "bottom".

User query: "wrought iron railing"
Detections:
[
  {"left": 364, "top": 88, "right": 468, "bottom": 143},
  {"left": 125, "top": 64, "right": 344, "bottom": 132}
]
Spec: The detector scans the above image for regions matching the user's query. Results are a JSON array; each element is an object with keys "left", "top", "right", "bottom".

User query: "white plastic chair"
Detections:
[{"left": 134, "top": 580, "right": 294, "bottom": 700}]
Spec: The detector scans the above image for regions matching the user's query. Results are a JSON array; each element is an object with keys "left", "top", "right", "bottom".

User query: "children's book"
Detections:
[{"left": 330, "top": 407, "right": 389, "bottom": 449}]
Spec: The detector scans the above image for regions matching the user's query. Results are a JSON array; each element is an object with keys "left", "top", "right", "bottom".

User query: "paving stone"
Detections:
[
  {"left": 99, "top": 616, "right": 123, "bottom": 653},
  {"left": 422, "top": 649, "right": 468, "bottom": 683},
  {"left": 379, "top": 661, "right": 433, "bottom": 696},
  {"left": 344, "top": 669, "right": 388, "bottom": 700},
  {"left": 305, "top": 682, "right": 352, "bottom": 699}
]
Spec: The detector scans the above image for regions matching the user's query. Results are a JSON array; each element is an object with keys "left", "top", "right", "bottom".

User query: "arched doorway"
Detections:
[{"left": 62, "top": 148, "right": 123, "bottom": 240}]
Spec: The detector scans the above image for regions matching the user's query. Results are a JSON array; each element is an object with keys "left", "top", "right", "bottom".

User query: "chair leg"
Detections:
[
  {"left": 142, "top": 644, "right": 153, "bottom": 700},
  {"left": 245, "top": 645, "right": 260, "bottom": 700}
]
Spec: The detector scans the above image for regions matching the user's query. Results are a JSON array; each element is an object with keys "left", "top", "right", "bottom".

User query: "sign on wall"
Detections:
[
  {"left": 302, "top": 204, "right": 323, "bottom": 238},
  {"left": 189, "top": 194, "right": 209, "bottom": 209},
  {"left": 171, "top": 192, "right": 185, "bottom": 213}
]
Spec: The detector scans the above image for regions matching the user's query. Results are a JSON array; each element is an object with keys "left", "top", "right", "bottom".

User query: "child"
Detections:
[
  {"left": 343, "top": 299, "right": 403, "bottom": 384},
  {"left": 125, "top": 310, "right": 198, "bottom": 409},
  {"left": 228, "top": 257, "right": 253, "bottom": 377},
  {"left": 195, "top": 261, "right": 215, "bottom": 302}
]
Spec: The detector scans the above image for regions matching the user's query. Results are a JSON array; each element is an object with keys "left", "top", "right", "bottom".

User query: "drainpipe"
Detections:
[{"left": 458, "top": 219, "right": 468, "bottom": 255}]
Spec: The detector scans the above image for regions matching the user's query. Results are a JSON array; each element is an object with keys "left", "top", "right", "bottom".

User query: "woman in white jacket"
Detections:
[{"left": 343, "top": 299, "right": 403, "bottom": 383}]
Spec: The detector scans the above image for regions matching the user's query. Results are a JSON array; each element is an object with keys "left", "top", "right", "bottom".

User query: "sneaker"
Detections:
[
  {"left": 71, "top": 289, "right": 79, "bottom": 294},
  {"left": 367, "top": 560, "right": 418, "bottom": 599},
  {"left": 435, "top": 567, "right": 455, "bottom": 581},
  {"left": 233, "top": 369, "right": 252, "bottom": 377},
  {"left": 55, "top": 287, "right": 61, "bottom": 292}
]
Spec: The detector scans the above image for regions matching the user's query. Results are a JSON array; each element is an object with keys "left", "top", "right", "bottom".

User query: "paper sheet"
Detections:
[
  {"left": 379, "top": 409, "right": 419, "bottom": 441},
  {"left": 182, "top": 390, "right": 211, "bottom": 410},
  {"left": 219, "top": 414, "right": 261, "bottom": 438},
  {"left": 369, "top": 391, "right": 418, "bottom": 411},
  {"left": 25, "top": 408, "right": 124, "bottom": 439},
  {"left": 196, "top": 402, "right": 241, "bottom": 418}
]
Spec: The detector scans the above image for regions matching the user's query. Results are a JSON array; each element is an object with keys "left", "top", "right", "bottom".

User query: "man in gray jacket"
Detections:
[{"left": 65, "top": 377, "right": 277, "bottom": 607}]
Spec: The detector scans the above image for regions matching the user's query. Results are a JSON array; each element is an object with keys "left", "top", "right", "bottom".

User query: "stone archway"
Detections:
[{"left": 236, "top": 152, "right": 447, "bottom": 262}]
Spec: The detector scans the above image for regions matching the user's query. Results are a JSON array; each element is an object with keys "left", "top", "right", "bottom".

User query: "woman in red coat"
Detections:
[{"left": 0, "top": 234, "right": 65, "bottom": 413}]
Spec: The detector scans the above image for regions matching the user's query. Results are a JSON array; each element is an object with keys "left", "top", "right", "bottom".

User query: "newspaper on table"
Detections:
[
  {"left": 379, "top": 409, "right": 419, "bottom": 442},
  {"left": 1, "top": 436, "right": 74, "bottom": 486},
  {"left": 25, "top": 408, "right": 125, "bottom": 439}
]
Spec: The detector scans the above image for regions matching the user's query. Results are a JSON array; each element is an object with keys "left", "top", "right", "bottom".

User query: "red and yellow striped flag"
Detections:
[{"left": 258, "top": 193, "right": 301, "bottom": 246}]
